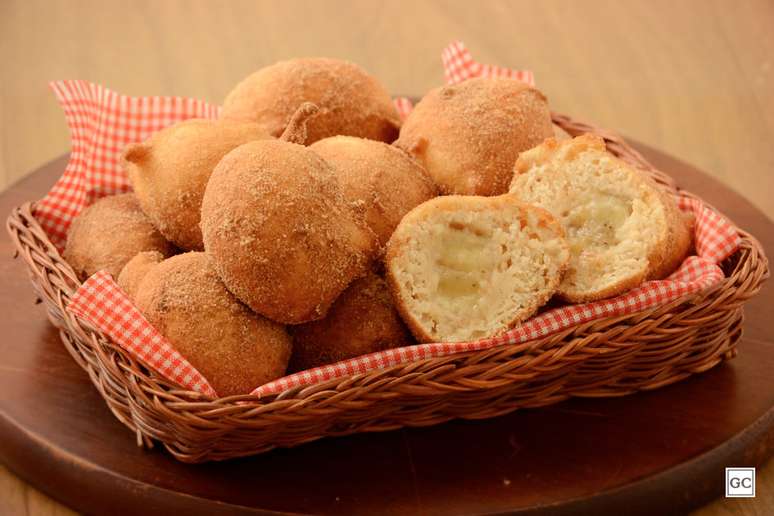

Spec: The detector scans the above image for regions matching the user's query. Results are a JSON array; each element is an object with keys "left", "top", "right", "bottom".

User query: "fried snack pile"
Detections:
[{"left": 63, "top": 57, "right": 692, "bottom": 394}]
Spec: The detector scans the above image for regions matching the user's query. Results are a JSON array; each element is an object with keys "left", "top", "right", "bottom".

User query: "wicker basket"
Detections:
[{"left": 6, "top": 114, "right": 769, "bottom": 463}]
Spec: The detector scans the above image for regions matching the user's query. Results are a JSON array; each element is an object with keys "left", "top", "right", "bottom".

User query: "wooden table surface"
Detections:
[{"left": 1, "top": 0, "right": 772, "bottom": 514}]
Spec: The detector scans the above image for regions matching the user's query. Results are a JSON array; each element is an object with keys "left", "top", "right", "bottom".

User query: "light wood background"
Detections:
[{"left": 1, "top": 0, "right": 772, "bottom": 514}]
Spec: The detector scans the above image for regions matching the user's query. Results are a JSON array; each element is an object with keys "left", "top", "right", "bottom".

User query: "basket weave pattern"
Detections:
[{"left": 6, "top": 114, "right": 769, "bottom": 463}]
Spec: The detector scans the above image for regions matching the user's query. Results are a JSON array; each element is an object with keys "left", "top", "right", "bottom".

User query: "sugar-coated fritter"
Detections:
[
  {"left": 134, "top": 252, "right": 292, "bottom": 397},
  {"left": 385, "top": 195, "right": 569, "bottom": 343},
  {"left": 117, "top": 250, "right": 165, "bottom": 300},
  {"left": 222, "top": 58, "right": 401, "bottom": 144},
  {"left": 509, "top": 134, "right": 694, "bottom": 302},
  {"left": 310, "top": 136, "right": 438, "bottom": 248},
  {"left": 395, "top": 77, "right": 553, "bottom": 196},
  {"left": 289, "top": 272, "right": 412, "bottom": 372},
  {"left": 64, "top": 193, "right": 174, "bottom": 280},
  {"left": 201, "top": 104, "right": 378, "bottom": 324},
  {"left": 122, "top": 119, "right": 271, "bottom": 250}
]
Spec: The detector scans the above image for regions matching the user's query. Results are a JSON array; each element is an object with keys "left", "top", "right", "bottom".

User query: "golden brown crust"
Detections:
[
  {"left": 134, "top": 253, "right": 292, "bottom": 397},
  {"left": 288, "top": 272, "right": 412, "bottom": 372},
  {"left": 201, "top": 139, "right": 378, "bottom": 324},
  {"left": 385, "top": 286, "right": 432, "bottom": 343},
  {"left": 117, "top": 250, "right": 165, "bottom": 301},
  {"left": 121, "top": 118, "right": 271, "bottom": 251},
  {"left": 222, "top": 58, "right": 401, "bottom": 144},
  {"left": 511, "top": 134, "right": 606, "bottom": 178},
  {"left": 63, "top": 193, "right": 174, "bottom": 280},
  {"left": 556, "top": 271, "right": 647, "bottom": 304},
  {"left": 395, "top": 77, "right": 553, "bottom": 196},
  {"left": 647, "top": 189, "right": 695, "bottom": 280},
  {"left": 385, "top": 195, "right": 569, "bottom": 343},
  {"left": 309, "top": 136, "right": 438, "bottom": 248}
]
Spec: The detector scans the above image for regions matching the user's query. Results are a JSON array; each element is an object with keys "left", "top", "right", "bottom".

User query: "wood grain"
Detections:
[{"left": 0, "top": 0, "right": 772, "bottom": 514}]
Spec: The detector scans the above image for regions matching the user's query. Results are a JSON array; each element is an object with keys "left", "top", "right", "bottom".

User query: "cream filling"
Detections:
[
  {"left": 435, "top": 224, "right": 496, "bottom": 301},
  {"left": 565, "top": 194, "right": 632, "bottom": 253}
]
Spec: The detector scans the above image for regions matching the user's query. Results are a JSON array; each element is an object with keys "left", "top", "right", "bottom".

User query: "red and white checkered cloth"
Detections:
[
  {"left": 67, "top": 271, "right": 218, "bottom": 397},
  {"left": 53, "top": 42, "right": 741, "bottom": 398},
  {"left": 393, "top": 96, "right": 415, "bottom": 122},
  {"left": 37, "top": 81, "right": 220, "bottom": 251},
  {"left": 443, "top": 40, "right": 535, "bottom": 86}
]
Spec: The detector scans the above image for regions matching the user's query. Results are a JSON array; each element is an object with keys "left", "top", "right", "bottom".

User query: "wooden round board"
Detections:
[{"left": 1, "top": 142, "right": 772, "bottom": 515}]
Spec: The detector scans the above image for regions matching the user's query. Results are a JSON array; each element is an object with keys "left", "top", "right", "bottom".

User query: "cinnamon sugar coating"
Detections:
[
  {"left": 134, "top": 252, "right": 292, "bottom": 397},
  {"left": 122, "top": 119, "right": 271, "bottom": 250},
  {"left": 64, "top": 193, "right": 174, "bottom": 280},
  {"left": 117, "top": 250, "right": 165, "bottom": 300},
  {"left": 289, "top": 272, "right": 412, "bottom": 372},
  {"left": 201, "top": 139, "right": 378, "bottom": 324},
  {"left": 395, "top": 77, "right": 553, "bottom": 196},
  {"left": 222, "top": 58, "right": 401, "bottom": 144},
  {"left": 310, "top": 136, "right": 438, "bottom": 248}
]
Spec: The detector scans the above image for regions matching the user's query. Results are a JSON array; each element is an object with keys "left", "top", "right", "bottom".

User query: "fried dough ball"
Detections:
[
  {"left": 395, "top": 77, "right": 553, "bottom": 196},
  {"left": 64, "top": 193, "right": 174, "bottom": 280},
  {"left": 309, "top": 136, "right": 438, "bottom": 247},
  {"left": 121, "top": 119, "right": 271, "bottom": 251},
  {"left": 201, "top": 104, "right": 378, "bottom": 324},
  {"left": 117, "top": 250, "right": 165, "bottom": 300},
  {"left": 289, "top": 272, "right": 412, "bottom": 372},
  {"left": 134, "top": 252, "right": 292, "bottom": 397},
  {"left": 509, "top": 134, "right": 693, "bottom": 302},
  {"left": 385, "top": 195, "right": 569, "bottom": 343},
  {"left": 222, "top": 58, "right": 401, "bottom": 144}
]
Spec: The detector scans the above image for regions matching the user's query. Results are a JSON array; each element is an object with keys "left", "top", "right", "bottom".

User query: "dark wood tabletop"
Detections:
[{"left": 0, "top": 142, "right": 772, "bottom": 515}]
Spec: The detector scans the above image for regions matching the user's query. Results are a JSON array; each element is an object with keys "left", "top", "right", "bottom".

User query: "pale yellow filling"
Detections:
[
  {"left": 435, "top": 225, "right": 498, "bottom": 301},
  {"left": 566, "top": 194, "right": 632, "bottom": 253}
]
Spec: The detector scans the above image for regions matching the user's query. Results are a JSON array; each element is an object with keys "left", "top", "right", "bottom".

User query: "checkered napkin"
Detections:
[
  {"left": 67, "top": 271, "right": 218, "bottom": 398},
  {"left": 47, "top": 43, "right": 741, "bottom": 398},
  {"left": 36, "top": 81, "right": 221, "bottom": 251}
]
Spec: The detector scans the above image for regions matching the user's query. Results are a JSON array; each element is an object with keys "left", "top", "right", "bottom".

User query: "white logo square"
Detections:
[{"left": 726, "top": 467, "right": 755, "bottom": 497}]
